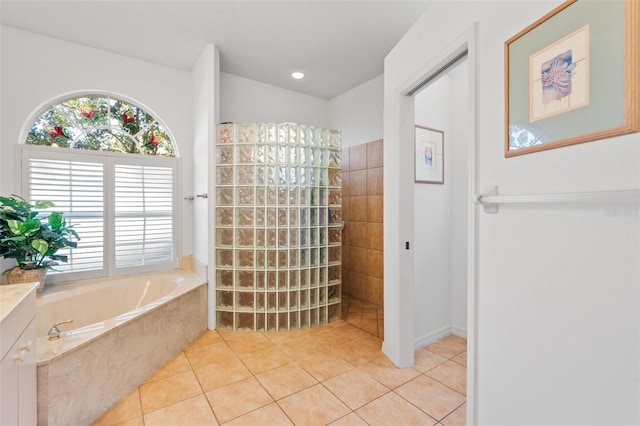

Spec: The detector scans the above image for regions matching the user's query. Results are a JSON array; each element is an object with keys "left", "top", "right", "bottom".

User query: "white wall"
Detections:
[
  {"left": 220, "top": 72, "right": 329, "bottom": 127},
  {"left": 413, "top": 76, "right": 453, "bottom": 343},
  {"left": 191, "top": 45, "right": 219, "bottom": 331},
  {"left": 447, "top": 62, "right": 469, "bottom": 336},
  {"left": 385, "top": 1, "right": 639, "bottom": 424},
  {"left": 413, "top": 60, "right": 469, "bottom": 345},
  {"left": 220, "top": 71, "right": 383, "bottom": 147},
  {"left": 328, "top": 74, "right": 383, "bottom": 148},
  {"left": 0, "top": 26, "right": 195, "bottom": 258}
]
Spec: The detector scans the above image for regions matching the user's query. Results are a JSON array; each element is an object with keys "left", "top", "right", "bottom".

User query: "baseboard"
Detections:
[
  {"left": 451, "top": 325, "right": 467, "bottom": 339},
  {"left": 414, "top": 324, "right": 468, "bottom": 349},
  {"left": 414, "top": 325, "right": 452, "bottom": 349}
]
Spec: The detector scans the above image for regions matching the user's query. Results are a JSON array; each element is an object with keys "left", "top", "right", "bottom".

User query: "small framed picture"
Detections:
[{"left": 414, "top": 125, "right": 444, "bottom": 184}]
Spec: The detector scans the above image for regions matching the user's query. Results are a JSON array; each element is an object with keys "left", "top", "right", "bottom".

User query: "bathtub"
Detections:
[{"left": 36, "top": 269, "right": 207, "bottom": 426}]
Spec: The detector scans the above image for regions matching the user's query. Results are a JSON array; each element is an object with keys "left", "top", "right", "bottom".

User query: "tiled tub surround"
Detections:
[
  {"left": 215, "top": 123, "right": 343, "bottom": 331},
  {"left": 341, "top": 139, "right": 384, "bottom": 337},
  {"left": 36, "top": 269, "right": 207, "bottom": 425}
]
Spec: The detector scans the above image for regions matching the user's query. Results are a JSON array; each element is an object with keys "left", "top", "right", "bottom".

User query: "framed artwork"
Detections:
[
  {"left": 414, "top": 125, "right": 444, "bottom": 184},
  {"left": 505, "top": 0, "right": 639, "bottom": 157}
]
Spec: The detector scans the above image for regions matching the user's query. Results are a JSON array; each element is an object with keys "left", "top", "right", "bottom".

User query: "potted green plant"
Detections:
[{"left": 0, "top": 195, "right": 79, "bottom": 292}]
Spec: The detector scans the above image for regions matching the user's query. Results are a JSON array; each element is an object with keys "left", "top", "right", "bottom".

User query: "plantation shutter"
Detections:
[
  {"left": 28, "top": 158, "right": 105, "bottom": 274},
  {"left": 114, "top": 164, "right": 174, "bottom": 268}
]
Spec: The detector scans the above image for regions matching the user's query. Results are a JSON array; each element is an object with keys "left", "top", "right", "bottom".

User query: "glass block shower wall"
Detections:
[{"left": 215, "top": 123, "right": 343, "bottom": 331}]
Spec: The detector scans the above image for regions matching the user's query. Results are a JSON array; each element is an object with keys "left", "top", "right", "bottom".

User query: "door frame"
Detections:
[{"left": 382, "top": 23, "right": 478, "bottom": 423}]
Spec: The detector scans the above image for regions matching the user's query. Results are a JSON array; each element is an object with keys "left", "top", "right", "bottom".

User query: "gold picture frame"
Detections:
[{"left": 505, "top": 0, "right": 639, "bottom": 157}]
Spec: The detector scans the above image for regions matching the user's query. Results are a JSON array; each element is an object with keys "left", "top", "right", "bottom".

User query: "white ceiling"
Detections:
[{"left": 0, "top": 1, "right": 431, "bottom": 100}]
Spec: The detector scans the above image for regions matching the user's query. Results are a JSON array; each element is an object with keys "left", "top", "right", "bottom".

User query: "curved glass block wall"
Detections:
[{"left": 215, "top": 123, "right": 342, "bottom": 331}]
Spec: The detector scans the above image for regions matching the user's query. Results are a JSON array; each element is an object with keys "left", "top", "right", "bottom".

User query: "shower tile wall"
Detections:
[
  {"left": 342, "top": 139, "right": 383, "bottom": 336},
  {"left": 215, "top": 123, "right": 342, "bottom": 332}
]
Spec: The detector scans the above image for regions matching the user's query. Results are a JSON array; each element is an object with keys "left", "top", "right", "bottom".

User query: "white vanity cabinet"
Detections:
[{"left": 0, "top": 283, "right": 38, "bottom": 426}]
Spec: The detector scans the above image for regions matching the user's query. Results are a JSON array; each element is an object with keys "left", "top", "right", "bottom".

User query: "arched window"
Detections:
[
  {"left": 26, "top": 95, "right": 176, "bottom": 156},
  {"left": 20, "top": 93, "right": 179, "bottom": 282}
]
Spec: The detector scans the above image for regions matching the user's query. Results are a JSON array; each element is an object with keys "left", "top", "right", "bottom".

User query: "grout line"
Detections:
[
  {"left": 99, "top": 331, "right": 465, "bottom": 426},
  {"left": 137, "top": 387, "right": 145, "bottom": 426}
]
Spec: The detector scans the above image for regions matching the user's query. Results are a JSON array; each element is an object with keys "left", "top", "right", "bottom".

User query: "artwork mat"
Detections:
[
  {"left": 414, "top": 125, "right": 444, "bottom": 184},
  {"left": 529, "top": 24, "right": 590, "bottom": 122},
  {"left": 504, "top": 0, "right": 639, "bottom": 157}
]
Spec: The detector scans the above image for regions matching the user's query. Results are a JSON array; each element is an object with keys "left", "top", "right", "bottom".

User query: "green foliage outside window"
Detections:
[{"left": 27, "top": 95, "right": 175, "bottom": 157}]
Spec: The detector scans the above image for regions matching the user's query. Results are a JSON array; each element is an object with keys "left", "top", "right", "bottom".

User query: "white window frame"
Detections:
[{"left": 19, "top": 144, "right": 181, "bottom": 283}]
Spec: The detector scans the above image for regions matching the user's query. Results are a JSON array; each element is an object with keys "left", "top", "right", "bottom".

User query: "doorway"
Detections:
[
  {"left": 413, "top": 59, "right": 469, "bottom": 346},
  {"left": 381, "top": 28, "right": 477, "bottom": 422}
]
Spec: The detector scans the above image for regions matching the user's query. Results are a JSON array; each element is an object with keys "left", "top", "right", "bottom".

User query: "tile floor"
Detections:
[
  {"left": 92, "top": 321, "right": 466, "bottom": 426},
  {"left": 341, "top": 296, "right": 384, "bottom": 339}
]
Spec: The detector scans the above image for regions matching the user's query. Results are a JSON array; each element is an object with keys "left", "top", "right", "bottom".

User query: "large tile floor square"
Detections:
[{"left": 92, "top": 322, "right": 467, "bottom": 425}]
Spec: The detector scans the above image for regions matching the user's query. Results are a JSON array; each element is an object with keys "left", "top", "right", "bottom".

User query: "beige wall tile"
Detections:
[
  {"left": 342, "top": 222, "right": 350, "bottom": 246},
  {"left": 350, "top": 196, "right": 367, "bottom": 222},
  {"left": 342, "top": 246, "right": 350, "bottom": 270},
  {"left": 366, "top": 222, "right": 383, "bottom": 250},
  {"left": 366, "top": 139, "right": 383, "bottom": 169},
  {"left": 350, "top": 272, "right": 367, "bottom": 300},
  {"left": 366, "top": 276, "right": 384, "bottom": 307},
  {"left": 350, "top": 222, "right": 368, "bottom": 249},
  {"left": 366, "top": 195, "right": 383, "bottom": 223},
  {"left": 349, "top": 170, "right": 367, "bottom": 196},
  {"left": 342, "top": 172, "right": 350, "bottom": 198},
  {"left": 366, "top": 249, "right": 383, "bottom": 279},
  {"left": 342, "top": 197, "right": 350, "bottom": 221},
  {"left": 342, "top": 148, "right": 350, "bottom": 172},
  {"left": 366, "top": 167, "right": 383, "bottom": 195},
  {"left": 349, "top": 144, "right": 367, "bottom": 171},
  {"left": 350, "top": 247, "right": 367, "bottom": 273}
]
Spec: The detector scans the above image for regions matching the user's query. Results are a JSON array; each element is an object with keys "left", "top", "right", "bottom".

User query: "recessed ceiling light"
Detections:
[{"left": 291, "top": 71, "right": 305, "bottom": 80}]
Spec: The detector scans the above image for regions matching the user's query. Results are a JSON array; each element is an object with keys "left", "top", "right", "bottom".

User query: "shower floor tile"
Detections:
[{"left": 92, "top": 323, "right": 467, "bottom": 426}]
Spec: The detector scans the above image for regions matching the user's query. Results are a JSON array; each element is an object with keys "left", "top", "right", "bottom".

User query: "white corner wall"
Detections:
[
  {"left": 0, "top": 25, "right": 195, "bottom": 258},
  {"left": 447, "top": 62, "right": 469, "bottom": 337},
  {"left": 220, "top": 72, "right": 329, "bottom": 127},
  {"left": 413, "top": 60, "right": 469, "bottom": 346},
  {"left": 191, "top": 44, "right": 219, "bottom": 297},
  {"left": 219, "top": 70, "right": 383, "bottom": 145},
  {"left": 413, "top": 76, "right": 453, "bottom": 344},
  {"left": 385, "top": 1, "right": 639, "bottom": 424},
  {"left": 328, "top": 74, "right": 383, "bottom": 148}
]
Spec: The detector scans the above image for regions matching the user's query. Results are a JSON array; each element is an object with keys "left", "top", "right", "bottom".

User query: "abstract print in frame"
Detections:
[
  {"left": 529, "top": 24, "right": 589, "bottom": 122},
  {"left": 505, "top": 0, "right": 639, "bottom": 157},
  {"left": 414, "top": 125, "right": 444, "bottom": 184}
]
